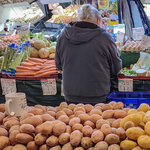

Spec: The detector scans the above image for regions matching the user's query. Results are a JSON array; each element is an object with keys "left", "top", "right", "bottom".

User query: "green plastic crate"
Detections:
[{"left": 120, "top": 51, "right": 140, "bottom": 68}]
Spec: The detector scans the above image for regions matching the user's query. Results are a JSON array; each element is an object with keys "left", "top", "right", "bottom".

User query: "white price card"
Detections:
[
  {"left": 41, "top": 79, "right": 57, "bottom": 95},
  {"left": 16, "top": 25, "right": 29, "bottom": 37},
  {"left": 1, "top": 79, "right": 17, "bottom": 95},
  {"left": 132, "top": 27, "right": 144, "bottom": 41},
  {"left": 118, "top": 78, "right": 133, "bottom": 92},
  {"left": 140, "top": 35, "right": 150, "bottom": 49},
  {"left": 61, "top": 80, "right": 64, "bottom": 96},
  {"left": 117, "top": 31, "right": 125, "bottom": 43}
]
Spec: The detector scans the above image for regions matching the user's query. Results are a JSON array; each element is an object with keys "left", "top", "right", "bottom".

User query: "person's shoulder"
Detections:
[{"left": 96, "top": 29, "right": 112, "bottom": 40}]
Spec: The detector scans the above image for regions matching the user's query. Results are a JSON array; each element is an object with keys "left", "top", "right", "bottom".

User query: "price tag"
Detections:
[
  {"left": 140, "top": 35, "right": 150, "bottom": 49},
  {"left": 16, "top": 26, "right": 29, "bottom": 37},
  {"left": 117, "top": 31, "right": 125, "bottom": 43},
  {"left": 61, "top": 80, "right": 64, "bottom": 96},
  {"left": 132, "top": 27, "right": 144, "bottom": 41},
  {"left": 118, "top": 78, "right": 133, "bottom": 92},
  {"left": 1, "top": 79, "right": 17, "bottom": 95},
  {"left": 41, "top": 79, "right": 57, "bottom": 95}
]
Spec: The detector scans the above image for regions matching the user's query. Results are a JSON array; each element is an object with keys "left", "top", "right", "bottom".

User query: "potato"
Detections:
[
  {"left": 144, "top": 121, "right": 150, "bottom": 136},
  {"left": 120, "top": 140, "right": 137, "bottom": 150},
  {"left": 29, "top": 108, "right": 43, "bottom": 115},
  {"left": 84, "top": 104, "right": 94, "bottom": 113},
  {"left": 96, "top": 119, "right": 110, "bottom": 129},
  {"left": 112, "top": 119, "right": 122, "bottom": 128},
  {"left": 51, "top": 120, "right": 61, "bottom": 127},
  {"left": 102, "top": 110, "right": 114, "bottom": 119},
  {"left": 16, "top": 133, "right": 33, "bottom": 144},
  {"left": 82, "top": 125, "right": 93, "bottom": 137},
  {"left": 123, "top": 121, "right": 135, "bottom": 131},
  {"left": 0, "top": 112, "right": 5, "bottom": 123},
  {"left": 113, "top": 102, "right": 124, "bottom": 110},
  {"left": 41, "top": 121, "right": 53, "bottom": 135},
  {"left": 114, "top": 110, "right": 127, "bottom": 119},
  {"left": 70, "top": 130, "right": 82, "bottom": 147},
  {"left": 69, "top": 115, "right": 75, "bottom": 120},
  {"left": 47, "top": 106, "right": 57, "bottom": 112},
  {"left": 137, "top": 111, "right": 145, "bottom": 122},
  {"left": 62, "top": 108, "right": 73, "bottom": 117},
  {"left": 34, "top": 105, "right": 46, "bottom": 112},
  {"left": 20, "top": 124, "right": 35, "bottom": 134},
  {"left": 59, "top": 102, "right": 68, "bottom": 110},
  {"left": 105, "top": 133, "right": 120, "bottom": 144},
  {"left": 72, "top": 123, "right": 83, "bottom": 132},
  {"left": 9, "top": 125, "right": 20, "bottom": 133},
  {"left": 49, "top": 145, "right": 61, "bottom": 150},
  {"left": 4, "top": 120, "right": 19, "bottom": 130},
  {"left": 77, "top": 103, "right": 84, "bottom": 107},
  {"left": 95, "top": 103, "right": 105, "bottom": 108},
  {"left": 138, "top": 103, "right": 150, "bottom": 112},
  {"left": 108, "top": 144, "right": 120, "bottom": 150},
  {"left": 68, "top": 104, "right": 76, "bottom": 111},
  {"left": 56, "top": 111, "right": 66, "bottom": 119},
  {"left": 0, "top": 128, "right": 8, "bottom": 136},
  {"left": 62, "top": 142, "right": 73, "bottom": 150},
  {"left": 111, "top": 128, "right": 116, "bottom": 134},
  {"left": 128, "top": 109, "right": 138, "bottom": 115},
  {"left": 74, "top": 147, "right": 85, "bottom": 150},
  {"left": 69, "top": 117, "right": 80, "bottom": 127},
  {"left": 53, "top": 122, "right": 66, "bottom": 136},
  {"left": 9, "top": 130, "right": 20, "bottom": 145},
  {"left": 41, "top": 114, "right": 55, "bottom": 122},
  {"left": 20, "top": 116, "right": 42, "bottom": 127},
  {"left": 39, "top": 144, "right": 50, "bottom": 150},
  {"left": 90, "top": 114, "right": 102, "bottom": 124},
  {"left": 59, "top": 133, "right": 70, "bottom": 145},
  {"left": 106, "top": 118, "right": 116, "bottom": 126},
  {"left": 35, "top": 133, "right": 47, "bottom": 145},
  {"left": 132, "top": 146, "right": 142, "bottom": 150},
  {"left": 65, "top": 125, "right": 71, "bottom": 134},
  {"left": 35, "top": 124, "right": 42, "bottom": 134},
  {"left": 81, "top": 137, "right": 93, "bottom": 149},
  {"left": 74, "top": 107, "right": 86, "bottom": 113},
  {"left": 94, "top": 106, "right": 102, "bottom": 110},
  {"left": 3, "top": 146, "right": 13, "bottom": 150},
  {"left": 74, "top": 111, "right": 85, "bottom": 117},
  {"left": 46, "top": 135, "right": 58, "bottom": 147},
  {"left": 3, "top": 116, "right": 19, "bottom": 124},
  {"left": 116, "top": 127, "right": 126, "bottom": 139},
  {"left": 94, "top": 141, "right": 108, "bottom": 150},
  {"left": 102, "top": 104, "right": 113, "bottom": 111},
  {"left": 78, "top": 114, "right": 90, "bottom": 123},
  {"left": 0, "top": 136, "right": 10, "bottom": 150},
  {"left": 126, "top": 127, "right": 145, "bottom": 140},
  {"left": 27, "top": 141, "right": 39, "bottom": 150},
  {"left": 90, "top": 109, "right": 102, "bottom": 115},
  {"left": 0, "top": 104, "right": 5, "bottom": 113},
  {"left": 45, "top": 111, "right": 56, "bottom": 118},
  {"left": 12, "top": 144, "right": 27, "bottom": 150},
  {"left": 91, "top": 130, "right": 104, "bottom": 143},
  {"left": 84, "top": 121, "right": 95, "bottom": 129},
  {"left": 109, "top": 101, "right": 117, "bottom": 106},
  {"left": 123, "top": 108, "right": 130, "bottom": 113},
  {"left": 87, "top": 148, "right": 94, "bottom": 150},
  {"left": 101, "top": 124, "right": 112, "bottom": 136},
  {"left": 20, "top": 113, "right": 34, "bottom": 122},
  {"left": 58, "top": 115, "right": 69, "bottom": 124}
]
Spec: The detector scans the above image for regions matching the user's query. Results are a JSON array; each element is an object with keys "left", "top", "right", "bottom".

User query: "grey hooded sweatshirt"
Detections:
[{"left": 55, "top": 22, "right": 122, "bottom": 104}]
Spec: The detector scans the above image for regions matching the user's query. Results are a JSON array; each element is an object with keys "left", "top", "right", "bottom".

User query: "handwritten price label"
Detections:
[
  {"left": 118, "top": 78, "right": 133, "bottom": 92},
  {"left": 132, "top": 27, "right": 144, "bottom": 41},
  {"left": 61, "top": 80, "right": 64, "bottom": 96},
  {"left": 41, "top": 79, "right": 57, "bottom": 95},
  {"left": 16, "top": 25, "right": 29, "bottom": 37},
  {"left": 117, "top": 31, "right": 125, "bottom": 43},
  {"left": 140, "top": 35, "right": 150, "bottom": 49}
]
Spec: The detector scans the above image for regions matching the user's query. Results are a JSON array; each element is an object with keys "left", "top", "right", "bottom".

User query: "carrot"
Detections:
[
  {"left": 21, "top": 62, "right": 36, "bottom": 67},
  {"left": 15, "top": 72, "right": 36, "bottom": 76},
  {"left": 16, "top": 69, "right": 36, "bottom": 73},
  {"left": 16, "top": 66, "right": 30, "bottom": 70},
  {"left": 34, "top": 70, "right": 57, "bottom": 77},
  {"left": 30, "top": 67, "right": 41, "bottom": 71},
  {"left": 36, "top": 68, "right": 57, "bottom": 75},
  {"left": 41, "top": 65, "right": 56, "bottom": 70},
  {"left": 28, "top": 58, "right": 45, "bottom": 63}
]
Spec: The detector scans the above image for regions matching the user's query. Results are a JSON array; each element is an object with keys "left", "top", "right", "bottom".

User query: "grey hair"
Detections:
[{"left": 78, "top": 4, "right": 101, "bottom": 22}]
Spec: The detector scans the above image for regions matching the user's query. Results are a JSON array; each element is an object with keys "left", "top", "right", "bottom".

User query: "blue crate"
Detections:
[{"left": 107, "top": 92, "right": 150, "bottom": 108}]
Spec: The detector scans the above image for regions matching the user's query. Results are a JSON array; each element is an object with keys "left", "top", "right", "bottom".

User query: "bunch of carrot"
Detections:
[{"left": 15, "top": 58, "right": 58, "bottom": 77}]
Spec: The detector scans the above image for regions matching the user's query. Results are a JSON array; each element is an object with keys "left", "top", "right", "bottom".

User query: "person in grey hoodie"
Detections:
[{"left": 55, "top": 4, "right": 122, "bottom": 105}]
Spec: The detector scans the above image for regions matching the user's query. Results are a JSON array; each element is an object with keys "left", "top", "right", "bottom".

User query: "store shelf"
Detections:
[
  {"left": 2, "top": 2, "right": 30, "bottom": 8},
  {"left": 32, "top": 15, "right": 46, "bottom": 25},
  {"left": 40, "top": 0, "right": 72, "bottom": 5}
]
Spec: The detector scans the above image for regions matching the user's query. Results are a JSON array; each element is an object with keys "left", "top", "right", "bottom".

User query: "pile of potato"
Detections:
[{"left": 0, "top": 102, "right": 150, "bottom": 150}]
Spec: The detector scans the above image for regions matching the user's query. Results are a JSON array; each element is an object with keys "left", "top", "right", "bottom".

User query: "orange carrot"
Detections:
[
  {"left": 34, "top": 70, "right": 57, "bottom": 77},
  {"left": 28, "top": 58, "right": 45, "bottom": 63},
  {"left": 16, "top": 69, "right": 36, "bottom": 73},
  {"left": 16, "top": 66, "right": 30, "bottom": 70},
  {"left": 21, "top": 62, "right": 36, "bottom": 67},
  {"left": 36, "top": 68, "right": 57, "bottom": 75},
  {"left": 15, "top": 72, "right": 36, "bottom": 76},
  {"left": 30, "top": 67, "right": 41, "bottom": 71},
  {"left": 41, "top": 65, "right": 56, "bottom": 70}
]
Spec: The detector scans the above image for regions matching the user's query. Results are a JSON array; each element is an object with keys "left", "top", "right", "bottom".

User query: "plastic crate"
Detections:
[{"left": 107, "top": 91, "right": 150, "bottom": 108}]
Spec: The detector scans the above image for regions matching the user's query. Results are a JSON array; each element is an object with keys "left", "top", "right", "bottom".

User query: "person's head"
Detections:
[
  {"left": 113, "top": 10, "right": 116, "bottom": 15},
  {"left": 78, "top": 4, "right": 101, "bottom": 26}
]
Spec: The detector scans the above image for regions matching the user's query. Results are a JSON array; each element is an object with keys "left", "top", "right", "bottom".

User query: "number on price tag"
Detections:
[
  {"left": 1, "top": 79, "right": 17, "bottom": 95},
  {"left": 41, "top": 79, "right": 57, "bottom": 95},
  {"left": 118, "top": 78, "right": 133, "bottom": 92},
  {"left": 61, "top": 80, "right": 64, "bottom": 96}
]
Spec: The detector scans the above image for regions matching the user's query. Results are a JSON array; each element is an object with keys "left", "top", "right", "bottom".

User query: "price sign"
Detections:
[
  {"left": 140, "top": 35, "right": 150, "bottom": 49},
  {"left": 118, "top": 78, "right": 133, "bottom": 92},
  {"left": 117, "top": 31, "right": 125, "bottom": 43},
  {"left": 61, "top": 80, "right": 64, "bottom": 96},
  {"left": 1, "top": 79, "right": 17, "bottom": 95},
  {"left": 132, "top": 27, "right": 144, "bottom": 41},
  {"left": 41, "top": 79, "right": 57, "bottom": 95},
  {"left": 16, "top": 26, "right": 29, "bottom": 37}
]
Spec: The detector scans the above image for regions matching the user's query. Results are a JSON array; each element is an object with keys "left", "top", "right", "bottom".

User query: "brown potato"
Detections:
[
  {"left": 47, "top": 106, "right": 57, "bottom": 112},
  {"left": 102, "top": 104, "right": 113, "bottom": 111},
  {"left": 44, "top": 111, "right": 56, "bottom": 118},
  {"left": 95, "top": 103, "right": 105, "bottom": 108},
  {"left": 72, "top": 123, "right": 83, "bottom": 132},
  {"left": 39, "top": 144, "right": 50, "bottom": 150},
  {"left": 74, "top": 107, "right": 86, "bottom": 113},
  {"left": 69, "top": 117, "right": 80, "bottom": 127},
  {"left": 49, "top": 145, "right": 61, "bottom": 150},
  {"left": 28, "top": 108, "right": 43, "bottom": 115},
  {"left": 116, "top": 127, "right": 126, "bottom": 139},
  {"left": 77, "top": 103, "right": 84, "bottom": 107},
  {"left": 102, "top": 110, "right": 114, "bottom": 119},
  {"left": 94, "top": 106, "right": 102, "bottom": 110},
  {"left": 69, "top": 115, "right": 75, "bottom": 120},
  {"left": 0, "top": 112, "right": 5, "bottom": 123},
  {"left": 9, "top": 130, "right": 20, "bottom": 145},
  {"left": 56, "top": 111, "right": 66, "bottom": 119},
  {"left": 74, "top": 111, "right": 86, "bottom": 117},
  {"left": 65, "top": 125, "right": 71, "bottom": 134},
  {"left": 78, "top": 114, "right": 90, "bottom": 123},
  {"left": 82, "top": 125, "right": 93, "bottom": 137},
  {"left": 35, "top": 124, "right": 42, "bottom": 134},
  {"left": 114, "top": 110, "right": 127, "bottom": 119},
  {"left": 3, "top": 116, "right": 19, "bottom": 124},
  {"left": 84, "top": 120, "right": 95, "bottom": 129},
  {"left": 62, "top": 108, "right": 73, "bottom": 117},
  {"left": 87, "top": 148, "right": 94, "bottom": 150},
  {"left": 123, "top": 108, "right": 130, "bottom": 113},
  {"left": 0, "top": 136, "right": 10, "bottom": 150},
  {"left": 53, "top": 122, "right": 66, "bottom": 136},
  {"left": 68, "top": 104, "right": 76, "bottom": 111},
  {"left": 20, "top": 116, "right": 42, "bottom": 127},
  {"left": 91, "top": 130, "right": 104, "bottom": 143},
  {"left": 20, "top": 124, "right": 35, "bottom": 134},
  {"left": 0, "top": 104, "right": 5, "bottom": 113},
  {"left": 27, "top": 141, "right": 39, "bottom": 150},
  {"left": 74, "top": 147, "right": 85, "bottom": 150},
  {"left": 84, "top": 104, "right": 94, "bottom": 113},
  {"left": 108, "top": 144, "right": 120, "bottom": 150},
  {"left": 106, "top": 118, "right": 116, "bottom": 126},
  {"left": 62, "top": 142, "right": 73, "bottom": 150},
  {"left": 16, "top": 133, "right": 33, "bottom": 144},
  {"left": 3, "top": 146, "right": 13, "bottom": 150},
  {"left": 113, "top": 102, "right": 124, "bottom": 110},
  {"left": 70, "top": 130, "right": 82, "bottom": 147},
  {"left": 112, "top": 119, "right": 122, "bottom": 128},
  {"left": 35, "top": 133, "right": 47, "bottom": 145},
  {"left": 59, "top": 102, "right": 68, "bottom": 110},
  {"left": 9, "top": 125, "right": 20, "bottom": 133},
  {"left": 59, "top": 133, "right": 70, "bottom": 145},
  {"left": 34, "top": 105, "right": 46, "bottom": 112},
  {"left": 111, "top": 128, "right": 117, "bottom": 134},
  {"left": 41, "top": 121, "right": 53, "bottom": 135},
  {"left": 104, "top": 134, "right": 120, "bottom": 144},
  {"left": 58, "top": 115, "right": 69, "bottom": 124},
  {"left": 0, "top": 128, "right": 8, "bottom": 136},
  {"left": 90, "top": 114, "right": 102, "bottom": 124},
  {"left": 90, "top": 109, "right": 102, "bottom": 115},
  {"left": 109, "top": 101, "right": 117, "bottom": 106},
  {"left": 101, "top": 124, "right": 112, "bottom": 136},
  {"left": 124, "top": 121, "right": 135, "bottom": 131},
  {"left": 20, "top": 113, "right": 34, "bottom": 122},
  {"left": 96, "top": 119, "right": 110, "bottom": 129},
  {"left": 46, "top": 135, "right": 58, "bottom": 147},
  {"left": 41, "top": 114, "right": 55, "bottom": 122},
  {"left": 12, "top": 144, "right": 27, "bottom": 150},
  {"left": 94, "top": 141, "right": 108, "bottom": 150},
  {"left": 81, "top": 137, "right": 93, "bottom": 149},
  {"left": 4, "top": 120, "right": 20, "bottom": 130},
  {"left": 51, "top": 120, "right": 61, "bottom": 127}
]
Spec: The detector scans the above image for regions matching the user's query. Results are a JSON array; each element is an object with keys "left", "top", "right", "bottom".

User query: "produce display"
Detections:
[{"left": 0, "top": 102, "right": 150, "bottom": 150}]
